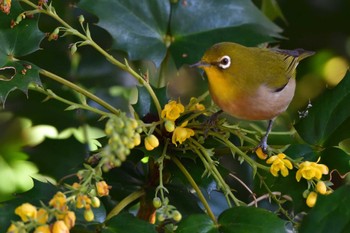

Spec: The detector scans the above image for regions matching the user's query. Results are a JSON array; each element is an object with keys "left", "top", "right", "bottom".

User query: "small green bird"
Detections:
[{"left": 193, "top": 42, "right": 314, "bottom": 151}]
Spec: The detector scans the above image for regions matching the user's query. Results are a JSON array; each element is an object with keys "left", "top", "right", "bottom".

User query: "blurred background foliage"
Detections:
[{"left": 0, "top": 0, "right": 350, "bottom": 232}]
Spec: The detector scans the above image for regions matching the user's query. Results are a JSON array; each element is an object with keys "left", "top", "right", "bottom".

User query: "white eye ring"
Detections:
[{"left": 218, "top": 55, "right": 231, "bottom": 69}]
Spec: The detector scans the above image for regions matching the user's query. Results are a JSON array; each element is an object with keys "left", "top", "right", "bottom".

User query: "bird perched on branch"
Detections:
[{"left": 192, "top": 42, "right": 314, "bottom": 152}]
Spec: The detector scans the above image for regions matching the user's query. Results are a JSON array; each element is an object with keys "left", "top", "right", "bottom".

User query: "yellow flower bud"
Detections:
[
  {"left": 164, "top": 120, "right": 175, "bottom": 132},
  {"left": 172, "top": 210, "right": 182, "bottom": 222},
  {"left": 14, "top": 203, "right": 37, "bottom": 222},
  {"left": 152, "top": 197, "right": 162, "bottom": 209},
  {"left": 34, "top": 225, "right": 51, "bottom": 233},
  {"left": 96, "top": 181, "right": 110, "bottom": 196},
  {"left": 255, "top": 147, "right": 267, "bottom": 160},
  {"left": 144, "top": 134, "right": 159, "bottom": 151},
  {"left": 37, "top": 208, "right": 49, "bottom": 224},
  {"left": 63, "top": 211, "right": 76, "bottom": 229},
  {"left": 306, "top": 191, "right": 317, "bottom": 208},
  {"left": 84, "top": 208, "right": 94, "bottom": 222},
  {"left": 316, "top": 181, "right": 327, "bottom": 195},
  {"left": 52, "top": 221, "right": 69, "bottom": 233},
  {"left": 133, "top": 133, "right": 141, "bottom": 146},
  {"left": 91, "top": 196, "right": 101, "bottom": 208}
]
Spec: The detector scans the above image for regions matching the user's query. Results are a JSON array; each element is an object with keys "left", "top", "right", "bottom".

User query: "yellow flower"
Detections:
[
  {"left": 34, "top": 225, "right": 51, "bottom": 233},
  {"left": 306, "top": 191, "right": 317, "bottom": 208},
  {"left": 52, "top": 221, "right": 69, "bottom": 233},
  {"left": 296, "top": 160, "right": 329, "bottom": 182},
  {"left": 63, "top": 211, "right": 76, "bottom": 229},
  {"left": 14, "top": 203, "right": 37, "bottom": 222},
  {"left": 144, "top": 134, "right": 159, "bottom": 151},
  {"left": 161, "top": 100, "right": 184, "bottom": 121},
  {"left": 76, "top": 194, "right": 92, "bottom": 209},
  {"left": 172, "top": 121, "right": 195, "bottom": 145},
  {"left": 255, "top": 147, "right": 268, "bottom": 160},
  {"left": 37, "top": 208, "right": 49, "bottom": 224},
  {"left": 96, "top": 181, "right": 110, "bottom": 196},
  {"left": 266, "top": 153, "right": 293, "bottom": 177},
  {"left": 49, "top": 192, "right": 68, "bottom": 212}
]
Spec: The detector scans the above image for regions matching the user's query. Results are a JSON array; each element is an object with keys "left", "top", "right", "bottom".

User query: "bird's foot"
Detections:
[{"left": 255, "top": 135, "right": 269, "bottom": 156}]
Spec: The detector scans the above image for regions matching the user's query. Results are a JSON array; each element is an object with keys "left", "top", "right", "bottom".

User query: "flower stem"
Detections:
[
  {"left": 171, "top": 156, "right": 218, "bottom": 225},
  {"left": 39, "top": 69, "right": 120, "bottom": 115},
  {"left": 105, "top": 189, "right": 145, "bottom": 222}
]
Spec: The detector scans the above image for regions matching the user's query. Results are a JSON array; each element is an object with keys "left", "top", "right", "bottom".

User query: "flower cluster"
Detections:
[
  {"left": 161, "top": 100, "right": 198, "bottom": 146},
  {"left": 296, "top": 160, "right": 329, "bottom": 182},
  {"left": 153, "top": 197, "right": 182, "bottom": 223},
  {"left": 7, "top": 196, "right": 76, "bottom": 233},
  {"left": 266, "top": 153, "right": 293, "bottom": 177},
  {"left": 7, "top": 176, "right": 111, "bottom": 232},
  {"left": 101, "top": 113, "right": 142, "bottom": 171},
  {"left": 296, "top": 160, "right": 331, "bottom": 207}
]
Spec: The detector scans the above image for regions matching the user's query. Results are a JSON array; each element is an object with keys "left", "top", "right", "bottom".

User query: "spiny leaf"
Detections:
[
  {"left": 295, "top": 72, "right": 350, "bottom": 146},
  {"left": 78, "top": 0, "right": 282, "bottom": 68},
  {"left": 0, "top": 1, "right": 44, "bottom": 104}
]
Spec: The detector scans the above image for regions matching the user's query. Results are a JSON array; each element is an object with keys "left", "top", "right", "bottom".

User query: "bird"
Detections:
[{"left": 192, "top": 42, "right": 314, "bottom": 152}]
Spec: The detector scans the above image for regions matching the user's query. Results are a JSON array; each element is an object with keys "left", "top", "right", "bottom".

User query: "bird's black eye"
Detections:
[{"left": 218, "top": 55, "right": 231, "bottom": 69}]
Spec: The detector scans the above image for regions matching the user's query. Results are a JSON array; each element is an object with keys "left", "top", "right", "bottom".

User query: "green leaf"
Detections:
[
  {"left": 170, "top": 0, "right": 282, "bottom": 67},
  {"left": 0, "top": 1, "right": 44, "bottom": 57},
  {"left": 218, "top": 206, "right": 286, "bottom": 233},
  {"left": 133, "top": 86, "right": 167, "bottom": 120},
  {"left": 261, "top": 0, "right": 287, "bottom": 23},
  {"left": 299, "top": 185, "right": 350, "bottom": 233},
  {"left": 176, "top": 214, "right": 218, "bottom": 233},
  {"left": 320, "top": 147, "right": 350, "bottom": 176},
  {"left": 0, "top": 1, "right": 44, "bottom": 103},
  {"left": 103, "top": 212, "right": 156, "bottom": 233},
  {"left": 295, "top": 72, "right": 350, "bottom": 146},
  {"left": 78, "top": 0, "right": 281, "bottom": 68},
  {"left": 79, "top": 0, "right": 170, "bottom": 68}
]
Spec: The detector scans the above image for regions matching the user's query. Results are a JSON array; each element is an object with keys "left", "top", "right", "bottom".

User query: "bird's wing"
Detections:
[{"left": 268, "top": 48, "right": 315, "bottom": 92}]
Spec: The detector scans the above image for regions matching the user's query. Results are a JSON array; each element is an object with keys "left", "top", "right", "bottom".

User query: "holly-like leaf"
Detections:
[
  {"left": 299, "top": 185, "right": 350, "bottom": 233},
  {"left": 0, "top": 61, "right": 41, "bottom": 103},
  {"left": 79, "top": 0, "right": 170, "bottom": 68},
  {"left": 78, "top": 0, "right": 282, "bottom": 68},
  {"left": 295, "top": 72, "right": 350, "bottom": 147},
  {"left": 0, "top": 1, "right": 44, "bottom": 103},
  {"left": 218, "top": 206, "right": 286, "bottom": 233},
  {"left": 169, "top": 0, "right": 282, "bottom": 67}
]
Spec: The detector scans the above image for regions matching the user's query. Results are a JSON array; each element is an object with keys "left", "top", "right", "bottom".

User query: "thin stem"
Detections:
[
  {"left": 190, "top": 138, "right": 243, "bottom": 207},
  {"left": 208, "top": 131, "right": 270, "bottom": 172},
  {"left": 171, "top": 156, "right": 218, "bottom": 225},
  {"left": 39, "top": 69, "right": 120, "bottom": 115},
  {"left": 20, "top": 0, "right": 163, "bottom": 119},
  {"left": 105, "top": 189, "right": 145, "bottom": 222},
  {"left": 257, "top": 172, "right": 295, "bottom": 222},
  {"left": 30, "top": 85, "right": 109, "bottom": 116}
]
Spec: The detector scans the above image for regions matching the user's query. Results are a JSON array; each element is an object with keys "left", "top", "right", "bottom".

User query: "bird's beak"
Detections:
[{"left": 190, "top": 61, "right": 210, "bottom": 68}]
